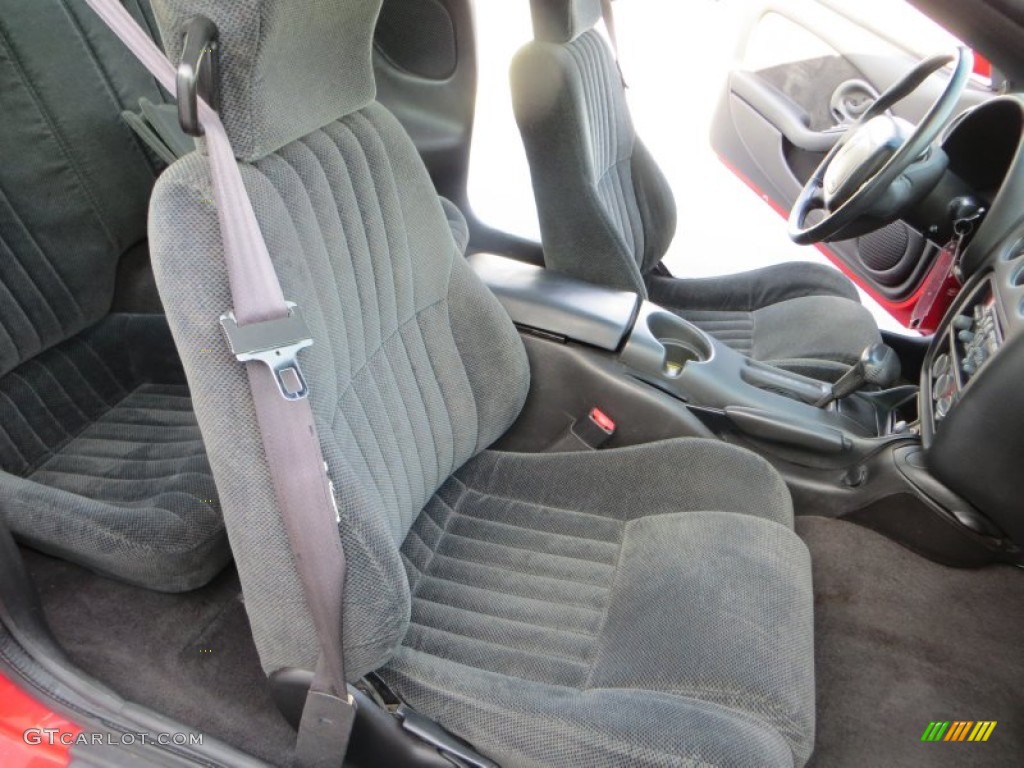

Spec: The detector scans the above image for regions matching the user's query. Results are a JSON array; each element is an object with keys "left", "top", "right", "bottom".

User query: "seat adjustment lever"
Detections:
[{"left": 397, "top": 705, "right": 499, "bottom": 768}]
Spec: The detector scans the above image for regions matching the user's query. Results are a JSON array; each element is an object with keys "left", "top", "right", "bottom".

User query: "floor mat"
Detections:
[
  {"left": 797, "top": 516, "right": 1023, "bottom": 768},
  {"left": 22, "top": 519, "right": 1023, "bottom": 767},
  {"left": 22, "top": 549, "right": 296, "bottom": 766}
]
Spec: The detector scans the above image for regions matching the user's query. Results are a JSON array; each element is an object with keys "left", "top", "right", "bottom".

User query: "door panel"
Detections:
[
  {"left": 711, "top": 0, "right": 992, "bottom": 327},
  {"left": 373, "top": 0, "right": 477, "bottom": 205}
]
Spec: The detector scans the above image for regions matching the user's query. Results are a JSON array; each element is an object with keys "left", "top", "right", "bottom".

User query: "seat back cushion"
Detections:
[
  {"left": 151, "top": 103, "right": 530, "bottom": 679},
  {"left": 0, "top": 0, "right": 168, "bottom": 377},
  {"left": 511, "top": 23, "right": 677, "bottom": 295}
]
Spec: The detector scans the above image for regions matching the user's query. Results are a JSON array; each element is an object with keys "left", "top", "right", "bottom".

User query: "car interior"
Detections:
[{"left": 0, "top": 0, "right": 1021, "bottom": 766}]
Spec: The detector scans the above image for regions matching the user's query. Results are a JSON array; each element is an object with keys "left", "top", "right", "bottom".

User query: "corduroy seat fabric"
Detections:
[
  {"left": 511, "top": 0, "right": 882, "bottom": 381},
  {"left": 0, "top": 0, "right": 229, "bottom": 590},
  {"left": 0, "top": 315, "right": 225, "bottom": 591},
  {"left": 147, "top": 0, "right": 816, "bottom": 764},
  {"left": 382, "top": 445, "right": 814, "bottom": 766}
]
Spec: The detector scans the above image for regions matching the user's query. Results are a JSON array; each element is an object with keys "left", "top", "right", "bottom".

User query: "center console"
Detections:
[
  {"left": 921, "top": 228, "right": 1024, "bottom": 550},
  {"left": 619, "top": 301, "right": 916, "bottom": 459},
  {"left": 469, "top": 252, "right": 1022, "bottom": 567},
  {"left": 471, "top": 253, "right": 914, "bottom": 463}
]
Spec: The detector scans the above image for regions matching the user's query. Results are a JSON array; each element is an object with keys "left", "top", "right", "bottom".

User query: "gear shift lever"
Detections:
[{"left": 816, "top": 343, "right": 901, "bottom": 408}]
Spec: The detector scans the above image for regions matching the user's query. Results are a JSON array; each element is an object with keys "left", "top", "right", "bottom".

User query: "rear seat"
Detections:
[{"left": 0, "top": 0, "right": 228, "bottom": 591}]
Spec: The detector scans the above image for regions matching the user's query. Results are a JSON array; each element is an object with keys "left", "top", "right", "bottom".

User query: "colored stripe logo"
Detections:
[{"left": 921, "top": 721, "right": 997, "bottom": 742}]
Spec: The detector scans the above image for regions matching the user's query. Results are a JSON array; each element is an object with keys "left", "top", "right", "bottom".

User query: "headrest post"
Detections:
[{"left": 176, "top": 15, "right": 219, "bottom": 137}]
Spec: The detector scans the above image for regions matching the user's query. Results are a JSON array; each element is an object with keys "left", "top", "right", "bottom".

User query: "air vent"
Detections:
[
  {"left": 1004, "top": 236, "right": 1024, "bottom": 262},
  {"left": 1012, "top": 262, "right": 1024, "bottom": 288}
]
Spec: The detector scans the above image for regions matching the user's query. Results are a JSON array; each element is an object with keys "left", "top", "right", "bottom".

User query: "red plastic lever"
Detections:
[{"left": 589, "top": 407, "right": 616, "bottom": 434}]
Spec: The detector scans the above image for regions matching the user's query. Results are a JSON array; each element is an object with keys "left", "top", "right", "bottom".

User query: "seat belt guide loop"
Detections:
[{"left": 221, "top": 302, "right": 314, "bottom": 400}]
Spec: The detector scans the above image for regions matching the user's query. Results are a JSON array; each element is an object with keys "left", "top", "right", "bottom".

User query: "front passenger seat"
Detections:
[
  {"left": 511, "top": 0, "right": 883, "bottom": 381},
  {"left": 147, "top": 0, "right": 815, "bottom": 764}
]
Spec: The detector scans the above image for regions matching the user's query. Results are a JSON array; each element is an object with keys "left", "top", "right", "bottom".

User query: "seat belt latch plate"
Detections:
[{"left": 220, "top": 303, "right": 314, "bottom": 401}]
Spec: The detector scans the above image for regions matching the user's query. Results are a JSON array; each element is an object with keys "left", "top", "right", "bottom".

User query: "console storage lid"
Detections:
[{"left": 468, "top": 253, "right": 640, "bottom": 351}]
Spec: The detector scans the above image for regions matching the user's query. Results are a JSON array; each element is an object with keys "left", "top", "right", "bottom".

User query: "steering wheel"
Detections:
[{"left": 788, "top": 48, "right": 973, "bottom": 245}]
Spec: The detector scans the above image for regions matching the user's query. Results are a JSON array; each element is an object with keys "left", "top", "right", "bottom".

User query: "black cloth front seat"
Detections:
[
  {"left": 148, "top": 0, "right": 815, "bottom": 764},
  {"left": 512, "top": 0, "right": 882, "bottom": 381}
]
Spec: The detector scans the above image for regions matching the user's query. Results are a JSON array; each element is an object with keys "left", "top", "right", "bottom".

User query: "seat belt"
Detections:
[
  {"left": 600, "top": 0, "right": 627, "bottom": 87},
  {"left": 82, "top": 2, "right": 355, "bottom": 765}
]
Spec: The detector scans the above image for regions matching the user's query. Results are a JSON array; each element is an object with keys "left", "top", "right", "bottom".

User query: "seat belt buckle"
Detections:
[
  {"left": 574, "top": 406, "right": 616, "bottom": 448},
  {"left": 220, "top": 303, "right": 314, "bottom": 401},
  {"left": 548, "top": 407, "right": 617, "bottom": 452}
]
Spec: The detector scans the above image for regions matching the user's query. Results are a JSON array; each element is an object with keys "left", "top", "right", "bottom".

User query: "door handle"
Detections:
[
  {"left": 830, "top": 79, "right": 881, "bottom": 125},
  {"left": 730, "top": 71, "right": 846, "bottom": 153}
]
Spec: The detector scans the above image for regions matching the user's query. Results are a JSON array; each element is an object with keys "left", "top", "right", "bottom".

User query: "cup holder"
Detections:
[
  {"left": 660, "top": 341, "right": 705, "bottom": 377},
  {"left": 646, "top": 311, "right": 714, "bottom": 378}
]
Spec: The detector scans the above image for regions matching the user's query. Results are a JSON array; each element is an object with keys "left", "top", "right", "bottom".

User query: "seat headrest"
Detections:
[
  {"left": 152, "top": 0, "right": 383, "bottom": 162},
  {"left": 530, "top": 0, "right": 603, "bottom": 43}
]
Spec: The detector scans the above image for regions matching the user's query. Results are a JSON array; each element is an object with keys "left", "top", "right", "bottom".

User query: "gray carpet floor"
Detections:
[
  {"left": 798, "top": 516, "right": 1023, "bottom": 768},
  {"left": 20, "top": 516, "right": 1024, "bottom": 768},
  {"left": 21, "top": 549, "right": 297, "bottom": 766}
]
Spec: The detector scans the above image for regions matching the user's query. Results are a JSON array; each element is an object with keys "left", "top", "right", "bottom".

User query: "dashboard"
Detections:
[{"left": 921, "top": 95, "right": 1024, "bottom": 546}]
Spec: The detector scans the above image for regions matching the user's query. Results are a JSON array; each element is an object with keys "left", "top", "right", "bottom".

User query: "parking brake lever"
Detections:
[{"left": 816, "top": 343, "right": 901, "bottom": 408}]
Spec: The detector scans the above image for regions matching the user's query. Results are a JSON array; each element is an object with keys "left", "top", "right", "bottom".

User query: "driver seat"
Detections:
[{"left": 512, "top": 0, "right": 883, "bottom": 380}]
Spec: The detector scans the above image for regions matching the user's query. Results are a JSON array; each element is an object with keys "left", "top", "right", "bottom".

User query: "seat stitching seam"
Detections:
[
  {"left": 0, "top": 234, "right": 44, "bottom": 355},
  {"left": 427, "top": 550, "right": 616, "bottom": 591},
  {"left": 405, "top": 623, "right": 593, "bottom": 669},
  {"left": 414, "top": 573, "right": 604, "bottom": 619},
  {"left": 0, "top": 21, "right": 119, "bottom": 256},
  {"left": 583, "top": 518, "right": 628, "bottom": 687},
  {"left": 346, "top": 381, "right": 403, "bottom": 533},
  {"left": 459, "top": 487, "right": 627, "bottom": 530},
  {"left": 412, "top": 593, "right": 603, "bottom": 642},
  {"left": 0, "top": 177, "right": 85, "bottom": 330},
  {"left": 438, "top": 527, "right": 619, "bottom": 570},
  {"left": 448, "top": 512, "right": 620, "bottom": 553},
  {"left": 54, "top": 0, "right": 162, "bottom": 175},
  {"left": 0, "top": 391, "right": 41, "bottom": 467},
  {"left": 381, "top": 334, "right": 431, "bottom": 505},
  {"left": 411, "top": 557, "right": 607, "bottom": 611}
]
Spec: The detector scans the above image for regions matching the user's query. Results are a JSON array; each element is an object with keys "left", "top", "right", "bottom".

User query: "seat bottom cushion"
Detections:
[
  {"left": 0, "top": 314, "right": 227, "bottom": 592},
  {"left": 382, "top": 441, "right": 816, "bottom": 767},
  {"left": 647, "top": 264, "right": 882, "bottom": 381}
]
